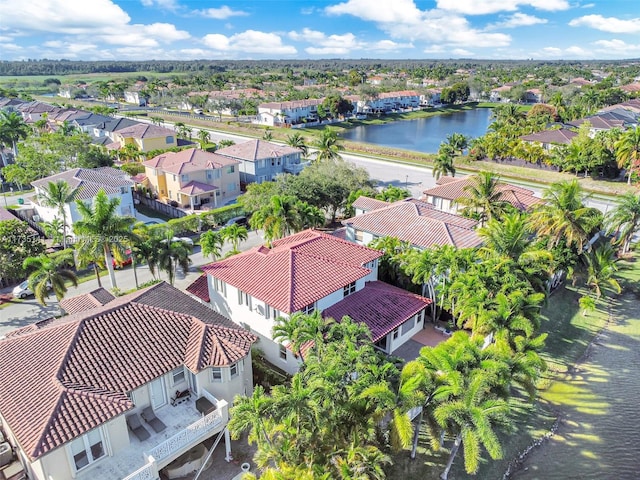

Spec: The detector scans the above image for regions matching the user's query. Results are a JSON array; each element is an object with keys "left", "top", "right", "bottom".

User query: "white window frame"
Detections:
[
  {"left": 392, "top": 327, "right": 399, "bottom": 340},
  {"left": 211, "top": 367, "right": 222, "bottom": 383},
  {"left": 213, "top": 277, "right": 226, "bottom": 296},
  {"left": 238, "top": 290, "right": 251, "bottom": 308},
  {"left": 171, "top": 367, "right": 185, "bottom": 386},
  {"left": 354, "top": 230, "right": 364, "bottom": 242},
  {"left": 67, "top": 427, "right": 106, "bottom": 473},
  {"left": 230, "top": 362, "right": 239, "bottom": 379},
  {"left": 279, "top": 345, "right": 287, "bottom": 361},
  {"left": 302, "top": 302, "right": 315, "bottom": 315},
  {"left": 343, "top": 281, "right": 356, "bottom": 297}
]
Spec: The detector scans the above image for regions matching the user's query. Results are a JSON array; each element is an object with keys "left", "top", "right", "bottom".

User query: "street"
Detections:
[{"left": 0, "top": 230, "right": 266, "bottom": 334}]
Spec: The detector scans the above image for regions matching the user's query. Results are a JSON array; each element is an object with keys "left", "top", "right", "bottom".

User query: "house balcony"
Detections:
[
  {"left": 78, "top": 391, "right": 228, "bottom": 480},
  {"left": 283, "top": 161, "right": 311, "bottom": 175}
]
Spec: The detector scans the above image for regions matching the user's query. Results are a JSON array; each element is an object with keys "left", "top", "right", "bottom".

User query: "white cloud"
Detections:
[
  {"left": 565, "top": 45, "right": 588, "bottom": 56},
  {"left": 197, "top": 6, "right": 249, "bottom": 20},
  {"left": 581, "top": 3, "right": 595, "bottom": 7},
  {"left": 202, "top": 30, "right": 296, "bottom": 55},
  {"left": 451, "top": 48, "right": 474, "bottom": 56},
  {"left": 326, "top": 0, "right": 421, "bottom": 23},
  {"left": 593, "top": 39, "right": 640, "bottom": 55},
  {"left": 289, "top": 28, "right": 412, "bottom": 56},
  {"left": 288, "top": 28, "right": 327, "bottom": 43},
  {"left": 529, "top": 45, "right": 592, "bottom": 59},
  {"left": 140, "top": 0, "right": 179, "bottom": 11},
  {"left": 436, "top": 0, "right": 569, "bottom": 15},
  {"left": 370, "top": 40, "right": 414, "bottom": 51},
  {"left": 569, "top": 15, "right": 640, "bottom": 34},
  {"left": 488, "top": 13, "right": 548, "bottom": 29}
]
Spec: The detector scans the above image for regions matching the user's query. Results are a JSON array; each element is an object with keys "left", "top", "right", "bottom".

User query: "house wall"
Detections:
[
  {"left": 388, "top": 310, "right": 426, "bottom": 353},
  {"left": 199, "top": 354, "right": 254, "bottom": 400},
  {"left": 424, "top": 195, "right": 456, "bottom": 214}
]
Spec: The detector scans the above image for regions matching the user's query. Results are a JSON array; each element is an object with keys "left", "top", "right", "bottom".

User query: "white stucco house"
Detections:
[
  {"left": 187, "top": 230, "right": 432, "bottom": 373},
  {"left": 0, "top": 282, "right": 257, "bottom": 480}
]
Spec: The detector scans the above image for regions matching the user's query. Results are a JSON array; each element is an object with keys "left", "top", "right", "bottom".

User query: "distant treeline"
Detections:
[{"left": 1, "top": 58, "right": 638, "bottom": 77}]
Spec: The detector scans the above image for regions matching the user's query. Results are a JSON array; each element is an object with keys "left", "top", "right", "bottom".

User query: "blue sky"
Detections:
[{"left": 1, "top": 0, "right": 639, "bottom": 61}]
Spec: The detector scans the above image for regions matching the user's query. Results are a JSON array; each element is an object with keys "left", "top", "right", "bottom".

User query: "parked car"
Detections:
[
  {"left": 224, "top": 216, "right": 248, "bottom": 227},
  {"left": 113, "top": 249, "right": 133, "bottom": 269},
  {"left": 13, "top": 280, "right": 51, "bottom": 299},
  {"left": 161, "top": 237, "right": 194, "bottom": 247}
]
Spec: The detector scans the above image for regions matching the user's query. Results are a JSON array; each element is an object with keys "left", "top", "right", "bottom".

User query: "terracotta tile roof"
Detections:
[
  {"left": 0, "top": 207, "right": 18, "bottom": 222},
  {"left": 378, "top": 90, "right": 419, "bottom": 98},
  {"left": 60, "top": 288, "right": 115, "bottom": 314},
  {"left": 259, "top": 99, "right": 323, "bottom": 110},
  {"left": 186, "top": 274, "right": 210, "bottom": 303},
  {"left": 202, "top": 229, "right": 382, "bottom": 313},
  {"left": 179, "top": 181, "right": 218, "bottom": 196},
  {"left": 520, "top": 128, "right": 578, "bottom": 145},
  {"left": 215, "top": 139, "right": 300, "bottom": 163},
  {"left": 343, "top": 198, "right": 482, "bottom": 249},
  {"left": 322, "top": 281, "right": 431, "bottom": 342},
  {"left": 0, "top": 282, "right": 256, "bottom": 461},
  {"left": 423, "top": 176, "right": 542, "bottom": 211},
  {"left": 113, "top": 123, "right": 175, "bottom": 139},
  {"left": 352, "top": 196, "right": 389, "bottom": 212},
  {"left": 31, "top": 167, "right": 133, "bottom": 200},
  {"left": 569, "top": 115, "right": 625, "bottom": 130},
  {"left": 143, "top": 148, "right": 239, "bottom": 175}
]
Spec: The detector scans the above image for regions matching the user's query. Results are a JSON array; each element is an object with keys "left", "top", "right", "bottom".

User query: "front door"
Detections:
[{"left": 149, "top": 378, "right": 167, "bottom": 409}]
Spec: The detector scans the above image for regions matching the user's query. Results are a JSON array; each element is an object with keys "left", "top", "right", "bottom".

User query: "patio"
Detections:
[
  {"left": 393, "top": 322, "right": 451, "bottom": 362},
  {"left": 79, "top": 396, "right": 228, "bottom": 480}
]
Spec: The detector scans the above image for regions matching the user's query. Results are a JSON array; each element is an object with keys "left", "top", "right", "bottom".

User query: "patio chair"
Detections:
[
  {"left": 141, "top": 406, "right": 167, "bottom": 433},
  {"left": 126, "top": 413, "right": 151, "bottom": 441}
]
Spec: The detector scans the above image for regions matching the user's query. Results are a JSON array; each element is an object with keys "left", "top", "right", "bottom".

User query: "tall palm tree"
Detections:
[
  {"left": 432, "top": 143, "right": 456, "bottom": 180},
  {"left": 583, "top": 243, "right": 621, "bottom": 300},
  {"left": 0, "top": 110, "right": 30, "bottom": 160},
  {"left": 228, "top": 385, "right": 275, "bottom": 446},
  {"left": 72, "top": 189, "right": 138, "bottom": 289},
  {"left": 606, "top": 192, "right": 640, "bottom": 254},
  {"left": 614, "top": 126, "right": 640, "bottom": 185},
  {"left": 272, "top": 310, "right": 332, "bottom": 359},
  {"left": 445, "top": 132, "right": 470, "bottom": 156},
  {"left": 286, "top": 132, "right": 308, "bottom": 158},
  {"left": 529, "top": 180, "right": 602, "bottom": 252},
  {"left": 156, "top": 230, "right": 192, "bottom": 285},
  {"left": 38, "top": 180, "right": 79, "bottom": 249},
  {"left": 23, "top": 252, "right": 78, "bottom": 308},
  {"left": 220, "top": 223, "right": 248, "bottom": 254},
  {"left": 312, "top": 128, "right": 344, "bottom": 162},
  {"left": 250, "top": 195, "right": 302, "bottom": 242},
  {"left": 456, "top": 172, "right": 510, "bottom": 226}
]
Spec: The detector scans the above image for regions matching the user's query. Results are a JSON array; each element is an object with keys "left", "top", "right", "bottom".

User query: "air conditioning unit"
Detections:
[{"left": 32, "top": 215, "right": 40, "bottom": 222}]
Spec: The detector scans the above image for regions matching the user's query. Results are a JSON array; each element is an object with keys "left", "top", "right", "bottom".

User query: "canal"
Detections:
[{"left": 340, "top": 107, "right": 493, "bottom": 153}]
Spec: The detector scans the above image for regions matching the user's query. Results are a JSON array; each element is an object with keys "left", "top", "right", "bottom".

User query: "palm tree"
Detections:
[
  {"left": 456, "top": 172, "right": 510, "bottom": 226},
  {"left": 445, "top": 132, "right": 469, "bottom": 156},
  {"left": 220, "top": 223, "right": 248, "bottom": 254},
  {"left": 312, "top": 128, "right": 344, "bottom": 162},
  {"left": 40, "top": 218, "right": 65, "bottom": 247},
  {"left": 606, "top": 193, "right": 640, "bottom": 254},
  {"left": 197, "top": 129, "right": 211, "bottom": 149},
  {"left": 0, "top": 110, "right": 30, "bottom": 160},
  {"left": 156, "top": 230, "right": 192, "bottom": 285},
  {"left": 272, "top": 311, "right": 332, "bottom": 359},
  {"left": 286, "top": 132, "right": 308, "bottom": 158},
  {"left": 262, "top": 128, "right": 273, "bottom": 141},
  {"left": 250, "top": 195, "right": 303, "bottom": 242},
  {"left": 614, "top": 126, "right": 640, "bottom": 185},
  {"left": 583, "top": 243, "right": 621, "bottom": 300},
  {"left": 72, "top": 189, "right": 138, "bottom": 290},
  {"left": 228, "top": 385, "right": 275, "bottom": 446},
  {"left": 23, "top": 252, "right": 78, "bottom": 308},
  {"left": 199, "top": 229, "right": 224, "bottom": 259},
  {"left": 432, "top": 143, "right": 456, "bottom": 180},
  {"left": 38, "top": 180, "right": 79, "bottom": 249},
  {"left": 435, "top": 369, "right": 511, "bottom": 479},
  {"left": 529, "top": 180, "right": 602, "bottom": 252}
]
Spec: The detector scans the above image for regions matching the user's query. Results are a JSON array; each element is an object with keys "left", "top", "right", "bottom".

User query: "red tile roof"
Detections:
[
  {"left": 322, "top": 281, "right": 431, "bottom": 342},
  {"left": 59, "top": 288, "right": 115, "bottom": 314},
  {"left": 352, "top": 196, "right": 389, "bottom": 212},
  {"left": 186, "top": 274, "right": 210, "bottom": 303},
  {"left": 179, "top": 180, "right": 218, "bottom": 196},
  {"left": 0, "top": 282, "right": 256, "bottom": 461},
  {"left": 143, "top": 147, "right": 239, "bottom": 174},
  {"left": 520, "top": 128, "right": 577, "bottom": 145},
  {"left": 31, "top": 167, "right": 133, "bottom": 200},
  {"left": 343, "top": 198, "right": 482, "bottom": 249},
  {"left": 423, "top": 176, "right": 542, "bottom": 211},
  {"left": 201, "top": 229, "right": 382, "bottom": 313},
  {"left": 113, "top": 123, "right": 175, "bottom": 139}
]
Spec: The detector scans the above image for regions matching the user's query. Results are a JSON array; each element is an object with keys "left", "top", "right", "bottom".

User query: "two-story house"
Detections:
[
  {"left": 142, "top": 148, "right": 240, "bottom": 209},
  {"left": 215, "top": 139, "right": 306, "bottom": 184},
  {"left": 0, "top": 282, "right": 257, "bottom": 480},
  {"left": 31, "top": 167, "right": 135, "bottom": 237},
  {"left": 257, "top": 99, "right": 323, "bottom": 126},
  {"left": 343, "top": 197, "right": 482, "bottom": 250},
  {"left": 110, "top": 123, "right": 177, "bottom": 153},
  {"left": 189, "top": 230, "right": 431, "bottom": 373},
  {"left": 422, "top": 176, "right": 542, "bottom": 215}
]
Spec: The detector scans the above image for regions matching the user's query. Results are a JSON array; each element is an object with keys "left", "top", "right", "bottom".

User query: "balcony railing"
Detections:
[{"left": 122, "top": 398, "right": 228, "bottom": 480}]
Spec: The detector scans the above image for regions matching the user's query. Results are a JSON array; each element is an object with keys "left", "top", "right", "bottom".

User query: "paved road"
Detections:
[{"left": 0, "top": 230, "right": 265, "bottom": 335}]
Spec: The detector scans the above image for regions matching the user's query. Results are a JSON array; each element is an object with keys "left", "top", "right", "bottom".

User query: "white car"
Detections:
[
  {"left": 13, "top": 280, "right": 51, "bottom": 299},
  {"left": 162, "top": 236, "right": 194, "bottom": 246}
]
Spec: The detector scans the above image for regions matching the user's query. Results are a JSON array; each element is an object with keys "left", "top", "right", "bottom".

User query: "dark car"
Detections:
[{"left": 224, "top": 216, "right": 248, "bottom": 227}]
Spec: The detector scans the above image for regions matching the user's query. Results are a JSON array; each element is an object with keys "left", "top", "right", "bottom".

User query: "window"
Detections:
[
  {"left": 402, "top": 316, "right": 416, "bottom": 335},
  {"left": 211, "top": 367, "right": 222, "bottom": 382},
  {"left": 181, "top": 174, "right": 189, "bottom": 182},
  {"left": 343, "top": 282, "right": 356, "bottom": 297},
  {"left": 172, "top": 367, "right": 185, "bottom": 386},
  {"left": 392, "top": 328, "right": 399, "bottom": 340},
  {"left": 213, "top": 278, "right": 226, "bottom": 296},
  {"left": 264, "top": 303, "right": 271, "bottom": 319},
  {"left": 302, "top": 303, "right": 315, "bottom": 315},
  {"left": 166, "top": 136, "right": 174, "bottom": 144},
  {"left": 226, "top": 166, "right": 235, "bottom": 174},
  {"left": 230, "top": 362, "right": 239, "bottom": 378},
  {"left": 69, "top": 429, "right": 105, "bottom": 472},
  {"left": 206, "top": 170, "right": 213, "bottom": 180},
  {"left": 238, "top": 290, "right": 251, "bottom": 308},
  {"left": 279, "top": 345, "right": 287, "bottom": 360},
  {"left": 354, "top": 230, "right": 364, "bottom": 242}
]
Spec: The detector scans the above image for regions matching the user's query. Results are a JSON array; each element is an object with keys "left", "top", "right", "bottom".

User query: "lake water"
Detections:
[{"left": 340, "top": 108, "right": 493, "bottom": 153}]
